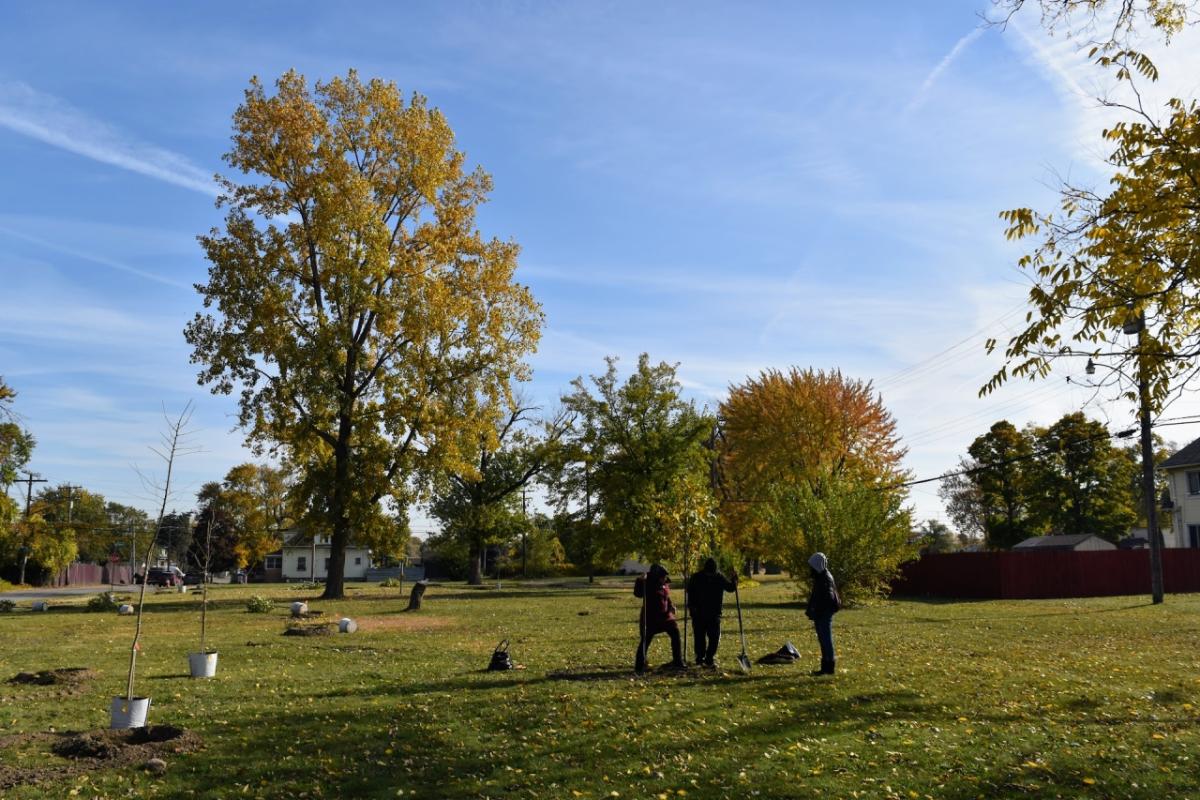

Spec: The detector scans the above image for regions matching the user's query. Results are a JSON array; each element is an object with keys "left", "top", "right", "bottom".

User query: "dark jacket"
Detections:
[
  {"left": 687, "top": 570, "right": 736, "bottom": 620},
  {"left": 636, "top": 565, "right": 677, "bottom": 633},
  {"left": 805, "top": 568, "right": 841, "bottom": 619}
]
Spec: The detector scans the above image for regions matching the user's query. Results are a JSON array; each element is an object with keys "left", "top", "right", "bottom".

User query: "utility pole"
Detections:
[
  {"left": 17, "top": 472, "right": 48, "bottom": 585},
  {"left": 1137, "top": 320, "right": 1165, "bottom": 604},
  {"left": 64, "top": 484, "right": 81, "bottom": 524}
]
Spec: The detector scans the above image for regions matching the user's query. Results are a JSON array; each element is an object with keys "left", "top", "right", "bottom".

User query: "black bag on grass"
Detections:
[
  {"left": 488, "top": 640, "right": 514, "bottom": 671},
  {"left": 757, "top": 641, "right": 802, "bottom": 665}
]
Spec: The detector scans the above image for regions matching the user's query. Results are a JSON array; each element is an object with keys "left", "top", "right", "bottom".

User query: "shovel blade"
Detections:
[{"left": 737, "top": 653, "right": 752, "bottom": 674}]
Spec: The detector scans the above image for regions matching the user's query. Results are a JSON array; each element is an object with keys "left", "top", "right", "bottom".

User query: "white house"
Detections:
[
  {"left": 279, "top": 529, "right": 371, "bottom": 582},
  {"left": 1159, "top": 439, "right": 1200, "bottom": 548}
]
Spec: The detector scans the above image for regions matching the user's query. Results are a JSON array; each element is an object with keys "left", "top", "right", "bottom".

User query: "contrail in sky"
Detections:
[
  {"left": 0, "top": 81, "right": 219, "bottom": 196},
  {"left": 906, "top": 27, "right": 986, "bottom": 115}
]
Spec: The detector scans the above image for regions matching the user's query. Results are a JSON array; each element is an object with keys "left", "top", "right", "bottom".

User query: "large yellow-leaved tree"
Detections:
[{"left": 186, "top": 71, "right": 542, "bottom": 598}]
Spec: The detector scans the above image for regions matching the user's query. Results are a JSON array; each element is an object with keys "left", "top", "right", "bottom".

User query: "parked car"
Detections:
[
  {"left": 182, "top": 572, "right": 206, "bottom": 586},
  {"left": 134, "top": 568, "right": 181, "bottom": 587}
]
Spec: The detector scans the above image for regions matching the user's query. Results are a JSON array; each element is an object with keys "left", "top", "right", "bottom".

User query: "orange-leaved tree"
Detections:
[{"left": 718, "top": 368, "right": 913, "bottom": 599}]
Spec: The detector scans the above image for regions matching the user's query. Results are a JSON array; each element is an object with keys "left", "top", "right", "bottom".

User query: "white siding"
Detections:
[
  {"left": 1167, "top": 470, "right": 1199, "bottom": 548},
  {"left": 281, "top": 546, "right": 370, "bottom": 580}
]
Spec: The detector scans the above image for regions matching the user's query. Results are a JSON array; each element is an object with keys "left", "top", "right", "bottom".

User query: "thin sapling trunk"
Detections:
[{"left": 124, "top": 404, "right": 197, "bottom": 703}]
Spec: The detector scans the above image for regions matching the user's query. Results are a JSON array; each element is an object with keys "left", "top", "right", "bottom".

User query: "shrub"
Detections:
[
  {"left": 380, "top": 577, "right": 403, "bottom": 588},
  {"left": 246, "top": 595, "right": 274, "bottom": 613},
  {"left": 762, "top": 475, "right": 916, "bottom": 602},
  {"left": 86, "top": 593, "right": 119, "bottom": 612},
  {"left": 0, "top": 599, "right": 15, "bottom": 613}
]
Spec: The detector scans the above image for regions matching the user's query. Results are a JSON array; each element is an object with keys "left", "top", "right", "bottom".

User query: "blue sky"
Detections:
[{"left": 4, "top": 1, "right": 1200, "bottom": 533}]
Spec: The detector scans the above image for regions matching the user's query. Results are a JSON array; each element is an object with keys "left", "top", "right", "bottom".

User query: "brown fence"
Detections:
[
  {"left": 891, "top": 549, "right": 1200, "bottom": 599},
  {"left": 45, "top": 563, "right": 135, "bottom": 587}
]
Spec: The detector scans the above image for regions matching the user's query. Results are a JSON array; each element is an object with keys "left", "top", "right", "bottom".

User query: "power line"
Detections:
[{"left": 889, "top": 414, "right": 1200, "bottom": 492}]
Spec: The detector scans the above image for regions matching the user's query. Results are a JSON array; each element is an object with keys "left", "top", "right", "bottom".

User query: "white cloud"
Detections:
[
  {"left": 1004, "top": 12, "right": 1200, "bottom": 171},
  {"left": 0, "top": 81, "right": 219, "bottom": 196}
]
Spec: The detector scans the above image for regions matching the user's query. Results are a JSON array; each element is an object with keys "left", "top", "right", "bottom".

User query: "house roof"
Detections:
[
  {"left": 1161, "top": 437, "right": 1200, "bottom": 470},
  {"left": 280, "top": 528, "right": 367, "bottom": 549},
  {"left": 1013, "top": 534, "right": 1105, "bottom": 550}
]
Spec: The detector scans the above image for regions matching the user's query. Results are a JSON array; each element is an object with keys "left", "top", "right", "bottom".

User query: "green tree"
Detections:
[
  {"left": 719, "top": 368, "right": 911, "bottom": 597},
  {"left": 557, "top": 355, "right": 717, "bottom": 567},
  {"left": 1026, "top": 413, "right": 1139, "bottom": 541},
  {"left": 967, "top": 421, "right": 1039, "bottom": 549},
  {"left": 0, "top": 378, "right": 34, "bottom": 546},
  {"left": 105, "top": 502, "right": 153, "bottom": 572},
  {"left": 185, "top": 70, "right": 542, "bottom": 599},
  {"left": 191, "top": 482, "right": 241, "bottom": 573},
  {"left": 915, "top": 519, "right": 960, "bottom": 554},
  {"left": 937, "top": 458, "right": 988, "bottom": 542},
  {"left": 35, "top": 485, "right": 109, "bottom": 563},
  {"left": 502, "top": 513, "right": 566, "bottom": 578},
  {"left": 158, "top": 511, "right": 194, "bottom": 568},
  {"left": 429, "top": 402, "right": 569, "bottom": 585},
  {"left": 763, "top": 474, "right": 914, "bottom": 601}
]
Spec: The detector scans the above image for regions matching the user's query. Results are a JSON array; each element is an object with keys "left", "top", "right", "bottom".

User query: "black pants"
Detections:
[
  {"left": 635, "top": 621, "right": 682, "bottom": 671},
  {"left": 691, "top": 616, "right": 721, "bottom": 664}
]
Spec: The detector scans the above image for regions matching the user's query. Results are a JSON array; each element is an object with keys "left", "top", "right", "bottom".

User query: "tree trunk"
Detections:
[
  {"left": 467, "top": 539, "right": 483, "bottom": 586},
  {"left": 321, "top": 416, "right": 353, "bottom": 600},
  {"left": 406, "top": 580, "right": 428, "bottom": 611}
]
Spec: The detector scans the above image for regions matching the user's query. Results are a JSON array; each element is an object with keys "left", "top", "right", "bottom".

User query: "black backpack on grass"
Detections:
[{"left": 488, "top": 640, "right": 513, "bottom": 671}]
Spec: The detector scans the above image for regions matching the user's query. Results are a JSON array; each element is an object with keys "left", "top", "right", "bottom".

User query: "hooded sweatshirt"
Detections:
[{"left": 805, "top": 553, "right": 840, "bottom": 618}]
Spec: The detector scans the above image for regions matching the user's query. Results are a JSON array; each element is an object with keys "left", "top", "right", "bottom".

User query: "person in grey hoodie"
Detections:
[{"left": 804, "top": 552, "right": 841, "bottom": 675}]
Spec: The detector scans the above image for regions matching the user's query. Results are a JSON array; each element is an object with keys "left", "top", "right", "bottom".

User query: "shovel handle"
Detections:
[{"left": 734, "top": 584, "right": 748, "bottom": 655}]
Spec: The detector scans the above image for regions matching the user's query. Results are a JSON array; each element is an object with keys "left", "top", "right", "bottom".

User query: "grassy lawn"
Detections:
[{"left": 1, "top": 577, "right": 1199, "bottom": 799}]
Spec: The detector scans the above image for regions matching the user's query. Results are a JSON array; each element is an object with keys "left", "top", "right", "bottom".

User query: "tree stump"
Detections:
[{"left": 406, "top": 580, "right": 428, "bottom": 611}]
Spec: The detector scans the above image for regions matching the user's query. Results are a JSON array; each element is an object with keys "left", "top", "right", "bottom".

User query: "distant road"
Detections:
[{"left": 0, "top": 586, "right": 108, "bottom": 601}]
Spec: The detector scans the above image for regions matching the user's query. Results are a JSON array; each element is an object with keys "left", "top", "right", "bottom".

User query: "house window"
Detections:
[
  {"left": 1188, "top": 471, "right": 1200, "bottom": 495},
  {"left": 265, "top": 555, "right": 282, "bottom": 570},
  {"left": 354, "top": 557, "right": 362, "bottom": 565},
  {"left": 297, "top": 556, "right": 307, "bottom": 572},
  {"left": 1189, "top": 525, "right": 1200, "bottom": 548}
]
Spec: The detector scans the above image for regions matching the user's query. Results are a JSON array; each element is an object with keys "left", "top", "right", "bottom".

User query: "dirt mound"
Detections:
[
  {"left": 283, "top": 622, "right": 335, "bottom": 636},
  {"left": 356, "top": 615, "right": 453, "bottom": 633},
  {"left": 7, "top": 667, "right": 93, "bottom": 686},
  {"left": 0, "top": 726, "right": 201, "bottom": 789},
  {"left": 52, "top": 726, "right": 196, "bottom": 761}
]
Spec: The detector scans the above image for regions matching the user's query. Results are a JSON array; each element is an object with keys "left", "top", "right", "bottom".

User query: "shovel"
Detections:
[{"left": 733, "top": 582, "right": 751, "bottom": 674}]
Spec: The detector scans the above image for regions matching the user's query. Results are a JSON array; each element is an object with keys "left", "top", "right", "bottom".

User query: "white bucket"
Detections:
[
  {"left": 188, "top": 651, "right": 218, "bottom": 678},
  {"left": 338, "top": 618, "right": 357, "bottom": 634},
  {"left": 291, "top": 601, "right": 308, "bottom": 617},
  {"left": 178, "top": 585, "right": 189, "bottom": 594},
  {"left": 31, "top": 601, "right": 49, "bottom": 612},
  {"left": 109, "top": 696, "right": 150, "bottom": 729},
  {"left": 117, "top": 604, "right": 134, "bottom": 615}
]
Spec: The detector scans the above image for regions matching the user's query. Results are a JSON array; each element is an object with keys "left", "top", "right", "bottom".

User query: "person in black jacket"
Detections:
[
  {"left": 686, "top": 558, "right": 737, "bottom": 668},
  {"left": 804, "top": 552, "right": 841, "bottom": 675}
]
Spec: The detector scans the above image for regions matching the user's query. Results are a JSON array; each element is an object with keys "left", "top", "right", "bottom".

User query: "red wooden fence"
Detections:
[{"left": 892, "top": 549, "right": 1200, "bottom": 599}]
